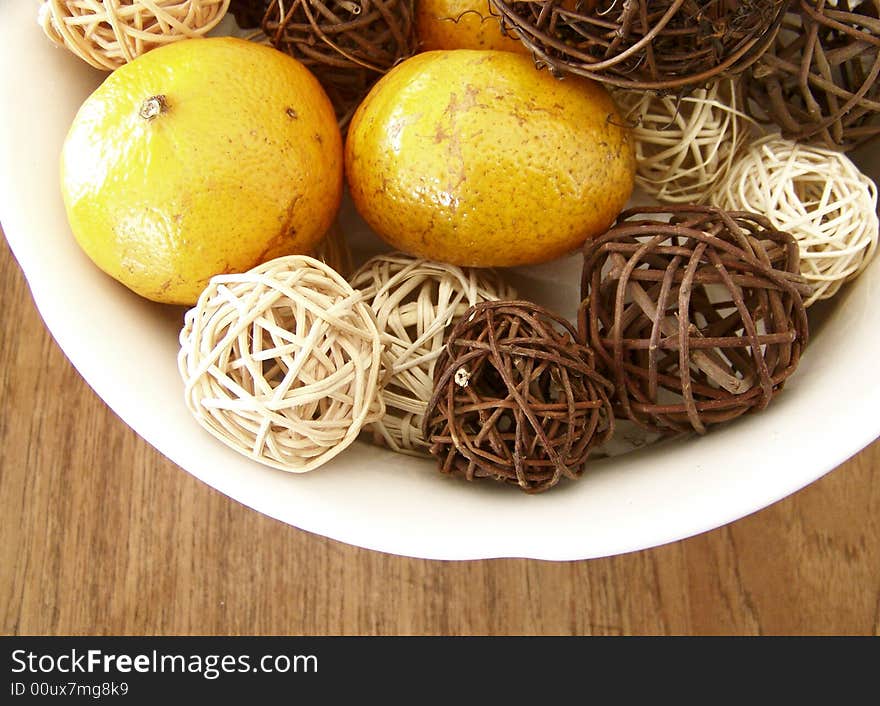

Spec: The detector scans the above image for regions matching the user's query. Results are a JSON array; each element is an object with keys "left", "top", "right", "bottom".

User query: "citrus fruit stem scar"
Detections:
[{"left": 139, "top": 95, "right": 168, "bottom": 120}]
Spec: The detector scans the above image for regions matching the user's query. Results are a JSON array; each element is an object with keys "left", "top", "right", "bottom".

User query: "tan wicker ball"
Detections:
[
  {"left": 713, "top": 134, "right": 879, "bottom": 306},
  {"left": 178, "top": 255, "right": 386, "bottom": 473},
  {"left": 614, "top": 79, "right": 757, "bottom": 204},
  {"left": 349, "top": 252, "right": 516, "bottom": 456},
  {"left": 38, "top": 0, "right": 231, "bottom": 70}
]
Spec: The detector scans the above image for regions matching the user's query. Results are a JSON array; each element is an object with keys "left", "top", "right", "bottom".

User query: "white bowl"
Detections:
[{"left": 3, "top": 1, "right": 878, "bottom": 561}]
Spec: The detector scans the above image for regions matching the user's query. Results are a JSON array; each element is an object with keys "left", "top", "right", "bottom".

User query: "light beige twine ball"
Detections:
[
  {"left": 348, "top": 252, "right": 516, "bottom": 457},
  {"left": 713, "top": 134, "right": 879, "bottom": 306},
  {"left": 38, "top": 0, "right": 230, "bottom": 70},
  {"left": 614, "top": 79, "right": 756, "bottom": 204},
  {"left": 179, "top": 255, "right": 385, "bottom": 473}
]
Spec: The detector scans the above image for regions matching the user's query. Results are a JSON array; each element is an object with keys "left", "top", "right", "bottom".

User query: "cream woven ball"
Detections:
[
  {"left": 713, "top": 134, "right": 879, "bottom": 307},
  {"left": 614, "top": 79, "right": 756, "bottom": 204},
  {"left": 348, "top": 252, "right": 516, "bottom": 456},
  {"left": 178, "top": 255, "right": 385, "bottom": 473},
  {"left": 38, "top": 0, "right": 230, "bottom": 70}
]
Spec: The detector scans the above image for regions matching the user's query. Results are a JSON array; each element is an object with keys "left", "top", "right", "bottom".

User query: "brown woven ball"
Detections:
[
  {"left": 579, "top": 205, "right": 811, "bottom": 436},
  {"left": 423, "top": 300, "right": 614, "bottom": 494},
  {"left": 743, "top": 0, "right": 880, "bottom": 151},
  {"left": 261, "top": 0, "right": 415, "bottom": 71},
  {"left": 259, "top": 0, "right": 416, "bottom": 124},
  {"left": 228, "top": 0, "right": 266, "bottom": 27},
  {"left": 350, "top": 252, "right": 516, "bottom": 456},
  {"left": 488, "top": 0, "right": 790, "bottom": 90},
  {"left": 311, "top": 66, "right": 377, "bottom": 128}
]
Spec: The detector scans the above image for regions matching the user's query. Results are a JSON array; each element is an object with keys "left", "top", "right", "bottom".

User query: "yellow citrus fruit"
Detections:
[
  {"left": 344, "top": 50, "right": 636, "bottom": 267},
  {"left": 61, "top": 36, "right": 343, "bottom": 305},
  {"left": 416, "top": 0, "right": 528, "bottom": 53}
]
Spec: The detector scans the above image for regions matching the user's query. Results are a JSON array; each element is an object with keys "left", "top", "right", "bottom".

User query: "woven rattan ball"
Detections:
[
  {"left": 713, "top": 134, "right": 879, "bottom": 306},
  {"left": 261, "top": 0, "right": 414, "bottom": 71},
  {"left": 614, "top": 79, "right": 757, "bottom": 204},
  {"left": 423, "top": 300, "right": 614, "bottom": 493},
  {"left": 178, "top": 255, "right": 385, "bottom": 473},
  {"left": 260, "top": 0, "right": 416, "bottom": 123},
  {"left": 580, "top": 205, "right": 811, "bottom": 436},
  {"left": 744, "top": 0, "right": 880, "bottom": 151},
  {"left": 228, "top": 0, "right": 265, "bottom": 27},
  {"left": 349, "top": 252, "right": 516, "bottom": 456},
  {"left": 488, "top": 0, "right": 790, "bottom": 90},
  {"left": 38, "top": 0, "right": 231, "bottom": 70}
]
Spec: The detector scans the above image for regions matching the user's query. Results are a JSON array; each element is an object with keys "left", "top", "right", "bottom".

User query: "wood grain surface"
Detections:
[{"left": 2, "top": 232, "right": 879, "bottom": 637}]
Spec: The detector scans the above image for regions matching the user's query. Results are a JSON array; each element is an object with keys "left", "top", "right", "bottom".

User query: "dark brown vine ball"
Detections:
[
  {"left": 260, "top": 0, "right": 417, "bottom": 124},
  {"left": 743, "top": 0, "right": 880, "bottom": 151},
  {"left": 261, "top": 0, "right": 415, "bottom": 72},
  {"left": 579, "top": 206, "right": 811, "bottom": 436},
  {"left": 423, "top": 300, "right": 614, "bottom": 494},
  {"left": 488, "top": 0, "right": 790, "bottom": 90},
  {"left": 228, "top": 0, "right": 266, "bottom": 28}
]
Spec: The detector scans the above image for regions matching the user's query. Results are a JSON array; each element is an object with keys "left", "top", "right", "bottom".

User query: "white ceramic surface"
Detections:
[{"left": 2, "top": 1, "right": 879, "bottom": 561}]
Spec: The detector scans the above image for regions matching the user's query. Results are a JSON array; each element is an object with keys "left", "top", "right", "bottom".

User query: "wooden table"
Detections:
[{"left": 2, "top": 231, "right": 878, "bottom": 637}]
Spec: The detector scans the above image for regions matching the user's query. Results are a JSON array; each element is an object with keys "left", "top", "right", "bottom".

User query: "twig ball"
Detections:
[
  {"left": 743, "top": 0, "right": 880, "bottom": 151},
  {"left": 580, "top": 205, "right": 811, "bottom": 436},
  {"left": 38, "top": 0, "right": 231, "bottom": 70},
  {"left": 228, "top": 0, "right": 265, "bottom": 28},
  {"left": 712, "top": 134, "right": 880, "bottom": 306},
  {"left": 423, "top": 300, "right": 614, "bottom": 493},
  {"left": 350, "top": 253, "right": 516, "bottom": 456},
  {"left": 178, "top": 255, "right": 385, "bottom": 473},
  {"left": 261, "top": 0, "right": 415, "bottom": 72},
  {"left": 259, "top": 0, "right": 417, "bottom": 124},
  {"left": 488, "top": 0, "right": 789, "bottom": 90},
  {"left": 614, "top": 79, "right": 757, "bottom": 204}
]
